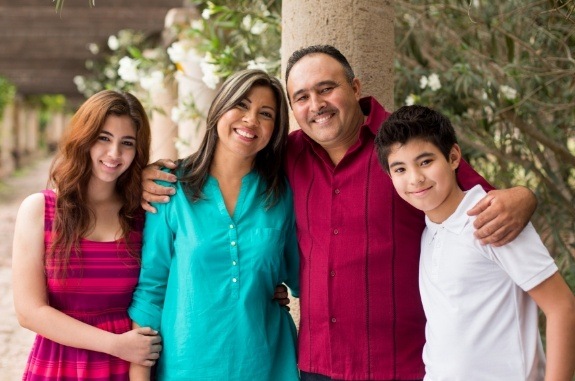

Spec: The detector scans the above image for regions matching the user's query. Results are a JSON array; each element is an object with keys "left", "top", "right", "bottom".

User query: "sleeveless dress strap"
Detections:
[{"left": 41, "top": 189, "right": 56, "bottom": 233}]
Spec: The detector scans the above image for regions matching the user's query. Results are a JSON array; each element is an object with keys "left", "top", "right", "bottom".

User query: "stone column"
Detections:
[
  {"left": 148, "top": 80, "right": 179, "bottom": 163},
  {"left": 45, "top": 111, "right": 67, "bottom": 153},
  {"left": 281, "top": 0, "right": 395, "bottom": 112},
  {"left": 24, "top": 106, "right": 41, "bottom": 160},
  {"left": 13, "top": 98, "right": 27, "bottom": 169},
  {"left": 0, "top": 102, "right": 16, "bottom": 179}
]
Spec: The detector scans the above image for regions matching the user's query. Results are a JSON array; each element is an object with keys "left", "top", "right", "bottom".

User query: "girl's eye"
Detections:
[
  {"left": 393, "top": 167, "right": 405, "bottom": 174},
  {"left": 421, "top": 159, "right": 432, "bottom": 166},
  {"left": 98, "top": 135, "right": 110, "bottom": 142},
  {"left": 261, "top": 111, "right": 274, "bottom": 119},
  {"left": 123, "top": 141, "right": 135, "bottom": 147}
]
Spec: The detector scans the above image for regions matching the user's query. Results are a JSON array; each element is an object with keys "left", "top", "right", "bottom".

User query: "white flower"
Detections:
[
  {"left": 200, "top": 54, "right": 220, "bottom": 89},
  {"left": 427, "top": 73, "right": 441, "bottom": 91},
  {"left": 201, "top": 8, "right": 211, "bottom": 20},
  {"left": 171, "top": 106, "right": 183, "bottom": 123},
  {"left": 500, "top": 85, "right": 517, "bottom": 100},
  {"left": 242, "top": 15, "right": 252, "bottom": 31},
  {"left": 201, "top": 63, "right": 220, "bottom": 89},
  {"left": 104, "top": 67, "right": 117, "bottom": 79},
  {"left": 140, "top": 70, "right": 164, "bottom": 91},
  {"left": 167, "top": 41, "right": 201, "bottom": 65},
  {"left": 247, "top": 57, "right": 268, "bottom": 71},
  {"left": 403, "top": 13, "right": 416, "bottom": 27},
  {"left": 481, "top": 90, "right": 488, "bottom": 100},
  {"left": 167, "top": 41, "right": 188, "bottom": 64},
  {"left": 419, "top": 76, "right": 428, "bottom": 89},
  {"left": 107, "top": 35, "right": 120, "bottom": 51},
  {"left": 117, "top": 56, "right": 139, "bottom": 83},
  {"left": 405, "top": 94, "right": 416, "bottom": 106},
  {"left": 88, "top": 43, "right": 99, "bottom": 55},
  {"left": 190, "top": 19, "right": 204, "bottom": 31},
  {"left": 74, "top": 75, "right": 86, "bottom": 92},
  {"left": 251, "top": 20, "right": 267, "bottom": 35}
]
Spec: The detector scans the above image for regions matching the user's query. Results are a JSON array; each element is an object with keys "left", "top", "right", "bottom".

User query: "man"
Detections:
[{"left": 142, "top": 45, "right": 537, "bottom": 380}]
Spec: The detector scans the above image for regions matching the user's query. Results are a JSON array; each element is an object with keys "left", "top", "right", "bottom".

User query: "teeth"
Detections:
[
  {"left": 314, "top": 114, "right": 331, "bottom": 123},
  {"left": 102, "top": 161, "right": 119, "bottom": 168},
  {"left": 236, "top": 129, "right": 255, "bottom": 139}
]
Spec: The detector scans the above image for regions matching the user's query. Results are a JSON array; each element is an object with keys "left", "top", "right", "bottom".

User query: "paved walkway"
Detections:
[{"left": 0, "top": 155, "right": 53, "bottom": 381}]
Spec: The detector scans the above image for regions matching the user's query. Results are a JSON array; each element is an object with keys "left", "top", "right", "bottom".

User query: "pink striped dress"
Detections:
[{"left": 22, "top": 189, "right": 142, "bottom": 380}]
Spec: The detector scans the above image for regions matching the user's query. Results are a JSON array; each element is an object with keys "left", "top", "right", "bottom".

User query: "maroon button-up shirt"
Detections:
[{"left": 286, "top": 97, "right": 492, "bottom": 380}]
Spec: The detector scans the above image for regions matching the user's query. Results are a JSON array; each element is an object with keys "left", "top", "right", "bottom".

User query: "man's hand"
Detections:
[
  {"left": 273, "top": 284, "right": 290, "bottom": 311},
  {"left": 141, "top": 159, "right": 177, "bottom": 213},
  {"left": 467, "top": 186, "right": 537, "bottom": 247}
]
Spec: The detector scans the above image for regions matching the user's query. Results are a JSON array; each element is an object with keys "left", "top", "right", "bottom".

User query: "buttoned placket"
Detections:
[
  {"left": 429, "top": 226, "right": 445, "bottom": 280},
  {"left": 329, "top": 183, "right": 341, "bottom": 326},
  {"left": 228, "top": 222, "right": 240, "bottom": 299}
]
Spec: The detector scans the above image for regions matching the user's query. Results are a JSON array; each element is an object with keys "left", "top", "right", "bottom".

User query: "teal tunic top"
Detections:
[{"left": 128, "top": 172, "right": 300, "bottom": 380}]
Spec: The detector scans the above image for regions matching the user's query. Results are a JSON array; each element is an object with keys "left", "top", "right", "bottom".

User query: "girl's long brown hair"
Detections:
[{"left": 48, "top": 90, "right": 151, "bottom": 272}]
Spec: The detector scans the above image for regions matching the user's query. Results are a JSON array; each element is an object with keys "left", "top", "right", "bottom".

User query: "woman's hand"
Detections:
[{"left": 111, "top": 326, "right": 162, "bottom": 366}]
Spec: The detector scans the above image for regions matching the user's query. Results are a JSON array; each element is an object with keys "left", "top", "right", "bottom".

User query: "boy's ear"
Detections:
[{"left": 449, "top": 144, "right": 462, "bottom": 170}]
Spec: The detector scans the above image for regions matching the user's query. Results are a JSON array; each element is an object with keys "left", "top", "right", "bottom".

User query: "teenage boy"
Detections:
[{"left": 374, "top": 105, "right": 575, "bottom": 381}]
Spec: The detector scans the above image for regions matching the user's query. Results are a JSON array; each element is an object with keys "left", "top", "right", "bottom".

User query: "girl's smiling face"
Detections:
[{"left": 89, "top": 114, "right": 137, "bottom": 185}]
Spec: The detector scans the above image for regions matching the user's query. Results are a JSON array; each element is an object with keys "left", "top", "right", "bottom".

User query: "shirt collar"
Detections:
[{"left": 425, "top": 184, "right": 485, "bottom": 235}]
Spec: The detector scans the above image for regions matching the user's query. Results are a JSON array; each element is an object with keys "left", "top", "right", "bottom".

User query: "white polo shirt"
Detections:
[{"left": 420, "top": 185, "right": 557, "bottom": 381}]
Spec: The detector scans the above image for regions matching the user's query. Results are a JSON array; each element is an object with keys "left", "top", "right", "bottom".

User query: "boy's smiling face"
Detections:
[{"left": 388, "top": 138, "right": 464, "bottom": 223}]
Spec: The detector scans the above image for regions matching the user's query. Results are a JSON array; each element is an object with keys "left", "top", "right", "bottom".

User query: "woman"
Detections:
[
  {"left": 12, "top": 90, "right": 161, "bottom": 380},
  {"left": 129, "top": 69, "right": 300, "bottom": 380}
]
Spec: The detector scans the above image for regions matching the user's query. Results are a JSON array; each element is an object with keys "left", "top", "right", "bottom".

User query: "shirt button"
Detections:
[
  {"left": 232, "top": 261, "right": 237, "bottom": 266},
  {"left": 330, "top": 270, "right": 336, "bottom": 277},
  {"left": 232, "top": 278, "right": 237, "bottom": 283},
  {"left": 331, "top": 317, "right": 337, "bottom": 323},
  {"left": 334, "top": 189, "right": 340, "bottom": 194},
  {"left": 333, "top": 229, "right": 339, "bottom": 235},
  {"left": 229, "top": 224, "right": 234, "bottom": 229},
  {"left": 231, "top": 241, "right": 236, "bottom": 246}
]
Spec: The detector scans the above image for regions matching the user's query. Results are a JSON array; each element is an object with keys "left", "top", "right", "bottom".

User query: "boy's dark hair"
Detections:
[
  {"left": 285, "top": 44, "right": 355, "bottom": 86},
  {"left": 374, "top": 105, "right": 458, "bottom": 172}
]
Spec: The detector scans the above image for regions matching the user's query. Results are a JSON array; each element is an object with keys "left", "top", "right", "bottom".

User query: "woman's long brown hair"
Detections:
[{"left": 48, "top": 90, "right": 151, "bottom": 273}]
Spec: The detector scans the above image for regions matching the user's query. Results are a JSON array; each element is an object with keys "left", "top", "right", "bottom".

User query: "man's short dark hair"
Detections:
[
  {"left": 285, "top": 45, "right": 355, "bottom": 85},
  {"left": 374, "top": 105, "right": 458, "bottom": 172}
]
